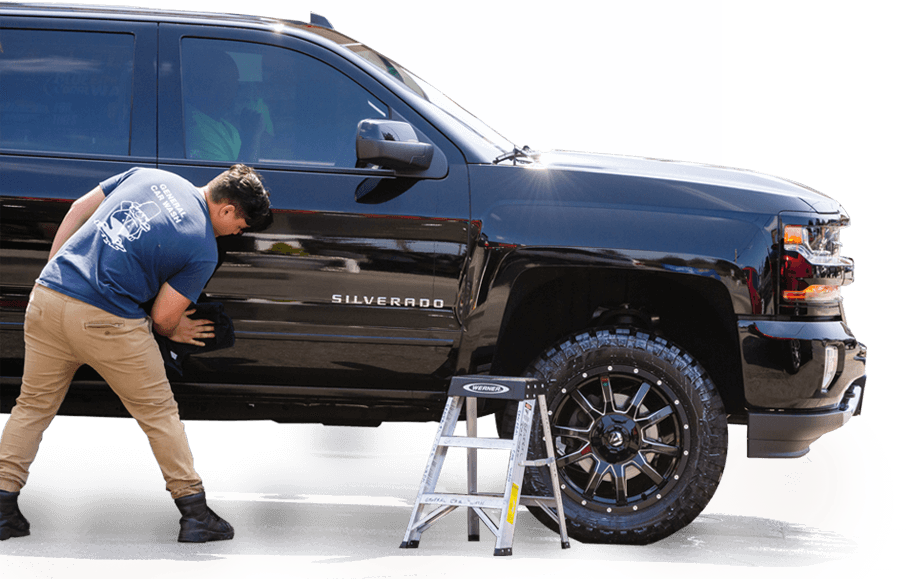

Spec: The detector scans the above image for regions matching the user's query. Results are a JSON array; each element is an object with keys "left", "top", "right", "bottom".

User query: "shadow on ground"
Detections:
[{"left": 0, "top": 485, "right": 856, "bottom": 567}]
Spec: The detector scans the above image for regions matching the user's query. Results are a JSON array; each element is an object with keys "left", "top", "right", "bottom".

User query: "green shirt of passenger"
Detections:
[{"left": 186, "top": 104, "right": 242, "bottom": 162}]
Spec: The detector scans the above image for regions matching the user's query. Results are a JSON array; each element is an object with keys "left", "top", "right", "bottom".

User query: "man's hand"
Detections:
[
  {"left": 150, "top": 282, "right": 214, "bottom": 346},
  {"left": 168, "top": 309, "right": 216, "bottom": 347}
]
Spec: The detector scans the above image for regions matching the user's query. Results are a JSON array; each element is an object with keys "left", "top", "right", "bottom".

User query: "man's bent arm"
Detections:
[
  {"left": 150, "top": 282, "right": 215, "bottom": 347},
  {"left": 48, "top": 186, "right": 105, "bottom": 259}
]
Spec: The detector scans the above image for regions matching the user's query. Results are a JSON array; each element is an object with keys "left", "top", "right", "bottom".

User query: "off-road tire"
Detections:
[{"left": 506, "top": 327, "right": 728, "bottom": 544}]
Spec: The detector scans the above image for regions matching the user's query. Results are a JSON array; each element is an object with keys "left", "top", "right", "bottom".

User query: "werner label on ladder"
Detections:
[{"left": 400, "top": 375, "right": 571, "bottom": 556}]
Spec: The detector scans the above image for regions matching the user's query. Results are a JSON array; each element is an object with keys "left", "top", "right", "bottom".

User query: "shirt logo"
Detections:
[{"left": 95, "top": 200, "right": 161, "bottom": 253}]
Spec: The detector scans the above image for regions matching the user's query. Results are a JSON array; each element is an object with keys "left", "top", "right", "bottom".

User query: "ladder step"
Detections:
[
  {"left": 438, "top": 436, "right": 516, "bottom": 450},
  {"left": 417, "top": 493, "right": 560, "bottom": 509},
  {"left": 419, "top": 493, "right": 507, "bottom": 510},
  {"left": 519, "top": 495, "right": 558, "bottom": 508}
]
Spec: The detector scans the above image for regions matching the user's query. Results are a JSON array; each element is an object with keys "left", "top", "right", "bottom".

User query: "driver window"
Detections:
[{"left": 180, "top": 38, "right": 388, "bottom": 167}]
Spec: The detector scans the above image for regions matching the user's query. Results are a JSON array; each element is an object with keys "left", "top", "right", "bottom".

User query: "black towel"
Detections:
[{"left": 154, "top": 302, "right": 235, "bottom": 376}]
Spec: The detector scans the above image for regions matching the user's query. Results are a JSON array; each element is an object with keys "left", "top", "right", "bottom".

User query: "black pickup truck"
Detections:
[{"left": 0, "top": 4, "right": 866, "bottom": 544}]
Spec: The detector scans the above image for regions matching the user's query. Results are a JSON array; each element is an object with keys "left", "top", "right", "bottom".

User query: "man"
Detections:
[{"left": 0, "top": 165, "right": 272, "bottom": 542}]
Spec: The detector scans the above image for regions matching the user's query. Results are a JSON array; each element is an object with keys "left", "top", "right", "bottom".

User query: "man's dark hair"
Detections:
[{"left": 208, "top": 164, "right": 273, "bottom": 232}]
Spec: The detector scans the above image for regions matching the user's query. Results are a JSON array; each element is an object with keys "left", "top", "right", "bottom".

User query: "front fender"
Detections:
[
  {"left": 465, "top": 163, "right": 783, "bottom": 320},
  {"left": 455, "top": 243, "right": 755, "bottom": 377},
  {"left": 481, "top": 200, "right": 771, "bottom": 264},
  {"left": 471, "top": 200, "right": 777, "bottom": 317}
]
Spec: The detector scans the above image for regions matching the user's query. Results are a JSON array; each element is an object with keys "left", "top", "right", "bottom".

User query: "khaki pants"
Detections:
[{"left": 0, "top": 285, "right": 203, "bottom": 499}]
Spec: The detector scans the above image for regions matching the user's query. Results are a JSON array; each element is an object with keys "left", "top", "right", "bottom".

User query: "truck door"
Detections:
[
  {"left": 156, "top": 24, "right": 469, "bottom": 393},
  {"left": 0, "top": 16, "right": 156, "bottom": 376}
]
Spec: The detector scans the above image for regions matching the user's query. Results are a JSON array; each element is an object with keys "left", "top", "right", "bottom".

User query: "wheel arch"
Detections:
[{"left": 480, "top": 254, "right": 746, "bottom": 415}]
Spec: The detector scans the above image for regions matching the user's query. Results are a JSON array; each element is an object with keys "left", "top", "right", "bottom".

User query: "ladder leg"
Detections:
[
  {"left": 466, "top": 396, "right": 480, "bottom": 542},
  {"left": 537, "top": 394, "right": 571, "bottom": 549},
  {"left": 401, "top": 395, "right": 464, "bottom": 548},
  {"left": 493, "top": 398, "right": 535, "bottom": 556}
]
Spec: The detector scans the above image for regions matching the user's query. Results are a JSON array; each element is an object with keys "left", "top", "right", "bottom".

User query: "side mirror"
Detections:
[{"left": 356, "top": 120, "right": 434, "bottom": 172}]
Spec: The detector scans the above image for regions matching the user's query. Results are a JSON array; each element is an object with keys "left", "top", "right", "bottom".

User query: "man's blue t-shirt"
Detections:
[{"left": 39, "top": 168, "right": 218, "bottom": 319}]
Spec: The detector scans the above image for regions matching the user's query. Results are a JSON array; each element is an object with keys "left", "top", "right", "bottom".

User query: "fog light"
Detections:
[{"left": 822, "top": 345, "right": 839, "bottom": 391}]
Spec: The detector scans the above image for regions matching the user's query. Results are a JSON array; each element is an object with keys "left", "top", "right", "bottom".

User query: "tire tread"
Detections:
[{"left": 520, "top": 327, "right": 728, "bottom": 545}]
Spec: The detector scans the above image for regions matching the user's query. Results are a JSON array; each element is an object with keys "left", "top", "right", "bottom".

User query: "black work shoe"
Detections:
[
  {"left": 0, "top": 490, "right": 30, "bottom": 541},
  {"left": 174, "top": 492, "right": 234, "bottom": 543}
]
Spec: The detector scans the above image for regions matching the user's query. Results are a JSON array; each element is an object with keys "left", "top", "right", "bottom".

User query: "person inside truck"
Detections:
[{"left": 183, "top": 47, "right": 270, "bottom": 162}]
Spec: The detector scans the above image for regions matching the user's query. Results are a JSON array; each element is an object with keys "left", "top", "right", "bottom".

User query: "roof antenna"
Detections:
[{"left": 310, "top": 13, "right": 334, "bottom": 29}]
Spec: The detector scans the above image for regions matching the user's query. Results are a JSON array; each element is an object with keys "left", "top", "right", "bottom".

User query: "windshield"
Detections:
[{"left": 306, "top": 26, "right": 514, "bottom": 159}]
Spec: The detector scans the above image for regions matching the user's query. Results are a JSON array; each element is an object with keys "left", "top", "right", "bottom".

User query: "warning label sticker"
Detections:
[{"left": 507, "top": 483, "right": 520, "bottom": 525}]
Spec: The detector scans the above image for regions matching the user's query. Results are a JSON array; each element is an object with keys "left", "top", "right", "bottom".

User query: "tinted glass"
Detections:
[
  {"left": 180, "top": 38, "right": 388, "bottom": 167},
  {"left": 0, "top": 29, "right": 134, "bottom": 155},
  {"left": 306, "top": 26, "right": 512, "bottom": 156}
]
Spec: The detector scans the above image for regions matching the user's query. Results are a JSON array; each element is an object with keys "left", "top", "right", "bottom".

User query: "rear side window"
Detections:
[
  {"left": 180, "top": 37, "right": 388, "bottom": 167},
  {"left": 0, "top": 29, "right": 134, "bottom": 156}
]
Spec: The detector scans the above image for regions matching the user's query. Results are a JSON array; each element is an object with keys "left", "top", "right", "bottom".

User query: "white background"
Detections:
[
  {"left": 149, "top": 0, "right": 723, "bottom": 165},
  {"left": 1, "top": 0, "right": 903, "bottom": 576}
]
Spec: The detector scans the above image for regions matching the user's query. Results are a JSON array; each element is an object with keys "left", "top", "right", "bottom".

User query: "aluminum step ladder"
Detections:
[{"left": 400, "top": 375, "right": 570, "bottom": 556}]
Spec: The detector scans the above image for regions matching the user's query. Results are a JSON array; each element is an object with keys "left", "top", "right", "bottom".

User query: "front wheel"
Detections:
[{"left": 510, "top": 327, "right": 728, "bottom": 544}]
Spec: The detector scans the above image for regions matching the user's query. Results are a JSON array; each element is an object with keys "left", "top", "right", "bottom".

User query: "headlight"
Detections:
[
  {"left": 780, "top": 221, "right": 854, "bottom": 305},
  {"left": 783, "top": 224, "right": 846, "bottom": 265}
]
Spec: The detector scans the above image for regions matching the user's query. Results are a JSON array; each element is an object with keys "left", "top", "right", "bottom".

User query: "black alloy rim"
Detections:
[{"left": 550, "top": 364, "right": 691, "bottom": 514}]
